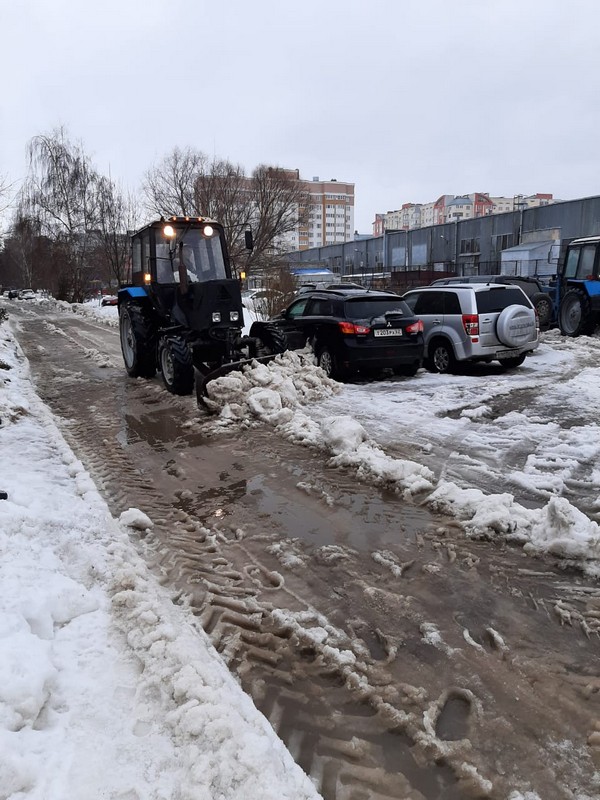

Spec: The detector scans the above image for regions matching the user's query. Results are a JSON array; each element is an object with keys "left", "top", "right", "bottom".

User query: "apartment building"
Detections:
[
  {"left": 374, "top": 192, "right": 556, "bottom": 234},
  {"left": 278, "top": 173, "right": 355, "bottom": 251}
]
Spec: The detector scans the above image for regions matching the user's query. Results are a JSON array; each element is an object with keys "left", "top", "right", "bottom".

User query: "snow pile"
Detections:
[
  {"left": 526, "top": 496, "right": 600, "bottom": 562},
  {"left": 428, "top": 481, "right": 600, "bottom": 577},
  {"left": 206, "top": 355, "right": 435, "bottom": 498},
  {"left": 204, "top": 350, "right": 339, "bottom": 421},
  {"left": 318, "top": 415, "right": 434, "bottom": 496},
  {"left": 0, "top": 321, "right": 321, "bottom": 799}
]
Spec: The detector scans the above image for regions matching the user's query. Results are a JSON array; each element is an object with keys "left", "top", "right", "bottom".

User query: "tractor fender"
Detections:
[{"left": 118, "top": 286, "right": 149, "bottom": 302}]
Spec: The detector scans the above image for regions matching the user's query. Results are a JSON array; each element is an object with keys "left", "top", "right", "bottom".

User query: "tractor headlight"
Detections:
[
  {"left": 229, "top": 311, "right": 239, "bottom": 322},
  {"left": 163, "top": 224, "right": 175, "bottom": 238},
  {"left": 203, "top": 225, "right": 214, "bottom": 237},
  {"left": 212, "top": 312, "right": 221, "bottom": 323}
]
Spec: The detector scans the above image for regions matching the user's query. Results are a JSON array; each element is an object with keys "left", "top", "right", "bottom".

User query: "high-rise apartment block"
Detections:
[
  {"left": 277, "top": 173, "right": 355, "bottom": 252},
  {"left": 373, "top": 193, "right": 556, "bottom": 234}
]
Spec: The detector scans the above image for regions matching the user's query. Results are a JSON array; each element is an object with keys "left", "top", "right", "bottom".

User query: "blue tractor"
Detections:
[
  {"left": 117, "top": 217, "right": 286, "bottom": 405},
  {"left": 557, "top": 236, "right": 600, "bottom": 336}
]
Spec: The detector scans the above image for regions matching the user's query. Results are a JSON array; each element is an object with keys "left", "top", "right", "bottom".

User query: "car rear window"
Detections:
[
  {"left": 344, "top": 297, "right": 410, "bottom": 319},
  {"left": 476, "top": 287, "right": 529, "bottom": 313}
]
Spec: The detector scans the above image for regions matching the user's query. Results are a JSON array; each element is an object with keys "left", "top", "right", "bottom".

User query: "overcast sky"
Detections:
[{"left": 2, "top": 0, "right": 599, "bottom": 233}]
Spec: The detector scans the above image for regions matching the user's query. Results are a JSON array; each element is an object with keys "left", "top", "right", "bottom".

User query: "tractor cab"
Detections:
[
  {"left": 118, "top": 216, "right": 284, "bottom": 405},
  {"left": 562, "top": 236, "right": 600, "bottom": 283},
  {"left": 127, "top": 216, "right": 243, "bottom": 333},
  {"left": 130, "top": 217, "right": 230, "bottom": 287},
  {"left": 558, "top": 236, "right": 600, "bottom": 336}
]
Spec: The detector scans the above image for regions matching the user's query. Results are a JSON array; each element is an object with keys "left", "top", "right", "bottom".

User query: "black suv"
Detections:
[
  {"left": 270, "top": 288, "right": 424, "bottom": 380},
  {"left": 429, "top": 275, "right": 555, "bottom": 329}
]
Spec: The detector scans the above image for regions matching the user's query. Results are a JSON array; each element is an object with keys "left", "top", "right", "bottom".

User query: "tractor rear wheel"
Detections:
[
  {"left": 251, "top": 322, "right": 287, "bottom": 356},
  {"left": 119, "top": 304, "right": 157, "bottom": 378},
  {"left": 559, "top": 288, "right": 597, "bottom": 337},
  {"left": 159, "top": 337, "right": 194, "bottom": 395}
]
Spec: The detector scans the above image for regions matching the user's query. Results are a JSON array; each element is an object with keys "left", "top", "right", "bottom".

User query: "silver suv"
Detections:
[{"left": 402, "top": 284, "right": 539, "bottom": 372}]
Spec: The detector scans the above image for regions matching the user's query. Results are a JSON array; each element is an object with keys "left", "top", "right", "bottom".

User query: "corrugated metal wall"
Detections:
[{"left": 286, "top": 195, "right": 600, "bottom": 284}]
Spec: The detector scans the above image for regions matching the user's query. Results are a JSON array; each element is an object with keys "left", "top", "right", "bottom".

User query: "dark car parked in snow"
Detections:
[{"left": 269, "top": 288, "right": 424, "bottom": 380}]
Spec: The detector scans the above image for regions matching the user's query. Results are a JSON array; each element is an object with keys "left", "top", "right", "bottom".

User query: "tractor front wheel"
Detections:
[
  {"left": 119, "top": 304, "right": 156, "bottom": 378},
  {"left": 559, "top": 288, "right": 597, "bottom": 337},
  {"left": 159, "top": 337, "right": 194, "bottom": 395}
]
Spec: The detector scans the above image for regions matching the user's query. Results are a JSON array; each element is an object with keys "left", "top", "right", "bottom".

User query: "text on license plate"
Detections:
[
  {"left": 374, "top": 328, "right": 402, "bottom": 337},
  {"left": 496, "top": 349, "right": 520, "bottom": 358}
]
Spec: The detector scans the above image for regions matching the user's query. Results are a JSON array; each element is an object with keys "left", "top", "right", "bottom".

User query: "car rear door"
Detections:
[{"left": 404, "top": 290, "right": 445, "bottom": 344}]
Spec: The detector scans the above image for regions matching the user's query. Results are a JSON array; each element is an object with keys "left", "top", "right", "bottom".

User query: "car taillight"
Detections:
[
  {"left": 462, "top": 314, "right": 479, "bottom": 336},
  {"left": 405, "top": 319, "right": 424, "bottom": 334},
  {"left": 338, "top": 321, "right": 370, "bottom": 334}
]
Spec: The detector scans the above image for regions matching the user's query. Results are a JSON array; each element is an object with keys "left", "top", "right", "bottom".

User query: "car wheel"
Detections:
[
  {"left": 119, "top": 304, "right": 157, "bottom": 378},
  {"left": 558, "top": 288, "right": 597, "bottom": 337},
  {"left": 159, "top": 337, "right": 194, "bottom": 395},
  {"left": 498, "top": 353, "right": 527, "bottom": 369},
  {"left": 531, "top": 292, "right": 553, "bottom": 331},
  {"left": 317, "top": 346, "right": 343, "bottom": 380},
  {"left": 428, "top": 340, "right": 456, "bottom": 374}
]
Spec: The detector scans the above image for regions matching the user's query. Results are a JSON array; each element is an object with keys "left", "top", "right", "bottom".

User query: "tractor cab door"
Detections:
[
  {"left": 563, "top": 242, "right": 600, "bottom": 283},
  {"left": 130, "top": 231, "right": 151, "bottom": 287}
]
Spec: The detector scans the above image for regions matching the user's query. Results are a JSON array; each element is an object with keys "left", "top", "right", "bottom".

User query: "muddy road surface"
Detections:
[{"left": 8, "top": 302, "right": 600, "bottom": 800}]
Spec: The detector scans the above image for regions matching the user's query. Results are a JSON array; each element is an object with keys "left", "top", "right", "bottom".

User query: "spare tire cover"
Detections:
[{"left": 496, "top": 304, "right": 536, "bottom": 347}]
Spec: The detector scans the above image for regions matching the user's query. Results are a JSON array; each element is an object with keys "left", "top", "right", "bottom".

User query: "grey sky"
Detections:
[{"left": 2, "top": 0, "right": 599, "bottom": 233}]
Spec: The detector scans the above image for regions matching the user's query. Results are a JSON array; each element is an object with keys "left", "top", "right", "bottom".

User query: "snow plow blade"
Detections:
[{"left": 195, "top": 354, "right": 278, "bottom": 409}]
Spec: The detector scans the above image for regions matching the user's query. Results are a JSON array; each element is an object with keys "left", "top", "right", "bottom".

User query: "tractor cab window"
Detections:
[
  {"left": 563, "top": 247, "right": 580, "bottom": 279},
  {"left": 564, "top": 244, "right": 599, "bottom": 280},
  {"left": 132, "top": 238, "right": 142, "bottom": 273},
  {"left": 577, "top": 245, "right": 597, "bottom": 279},
  {"left": 155, "top": 227, "right": 227, "bottom": 284}
]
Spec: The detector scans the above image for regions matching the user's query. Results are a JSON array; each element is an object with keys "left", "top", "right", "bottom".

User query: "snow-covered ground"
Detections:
[
  {"left": 0, "top": 308, "right": 321, "bottom": 798},
  {"left": 201, "top": 328, "right": 600, "bottom": 579},
  {"left": 63, "top": 297, "right": 600, "bottom": 576},
  {"left": 4, "top": 295, "right": 600, "bottom": 798}
]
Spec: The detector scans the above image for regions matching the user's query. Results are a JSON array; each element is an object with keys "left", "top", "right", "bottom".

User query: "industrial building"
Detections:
[{"left": 286, "top": 194, "right": 600, "bottom": 290}]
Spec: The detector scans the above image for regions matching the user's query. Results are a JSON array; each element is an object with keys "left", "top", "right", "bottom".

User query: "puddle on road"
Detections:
[
  {"left": 120, "top": 408, "right": 207, "bottom": 451},
  {"left": 241, "top": 471, "right": 433, "bottom": 552}
]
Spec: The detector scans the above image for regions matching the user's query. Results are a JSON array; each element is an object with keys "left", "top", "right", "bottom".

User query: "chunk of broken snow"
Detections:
[
  {"left": 246, "top": 387, "right": 293, "bottom": 424},
  {"left": 526, "top": 496, "right": 600, "bottom": 561},
  {"left": 119, "top": 508, "right": 154, "bottom": 530},
  {"left": 321, "top": 415, "right": 368, "bottom": 454}
]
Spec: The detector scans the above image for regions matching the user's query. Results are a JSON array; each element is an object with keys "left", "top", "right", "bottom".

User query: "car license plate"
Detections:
[
  {"left": 496, "top": 349, "right": 520, "bottom": 358},
  {"left": 374, "top": 328, "right": 402, "bottom": 337}
]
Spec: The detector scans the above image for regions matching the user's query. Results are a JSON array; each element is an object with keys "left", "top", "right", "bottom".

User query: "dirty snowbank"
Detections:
[
  {"left": 0, "top": 321, "right": 321, "bottom": 799},
  {"left": 205, "top": 351, "right": 600, "bottom": 577},
  {"left": 205, "top": 352, "right": 436, "bottom": 498}
]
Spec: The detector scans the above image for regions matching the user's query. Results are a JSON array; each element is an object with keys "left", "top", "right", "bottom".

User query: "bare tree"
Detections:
[
  {"left": 193, "top": 158, "right": 253, "bottom": 268},
  {"left": 143, "top": 149, "right": 310, "bottom": 279},
  {"left": 18, "top": 127, "right": 100, "bottom": 301},
  {"left": 247, "top": 165, "right": 310, "bottom": 273},
  {"left": 1, "top": 214, "right": 66, "bottom": 294},
  {"left": 0, "top": 173, "right": 15, "bottom": 216},
  {"left": 143, "top": 146, "right": 207, "bottom": 217},
  {"left": 93, "top": 177, "right": 140, "bottom": 286}
]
